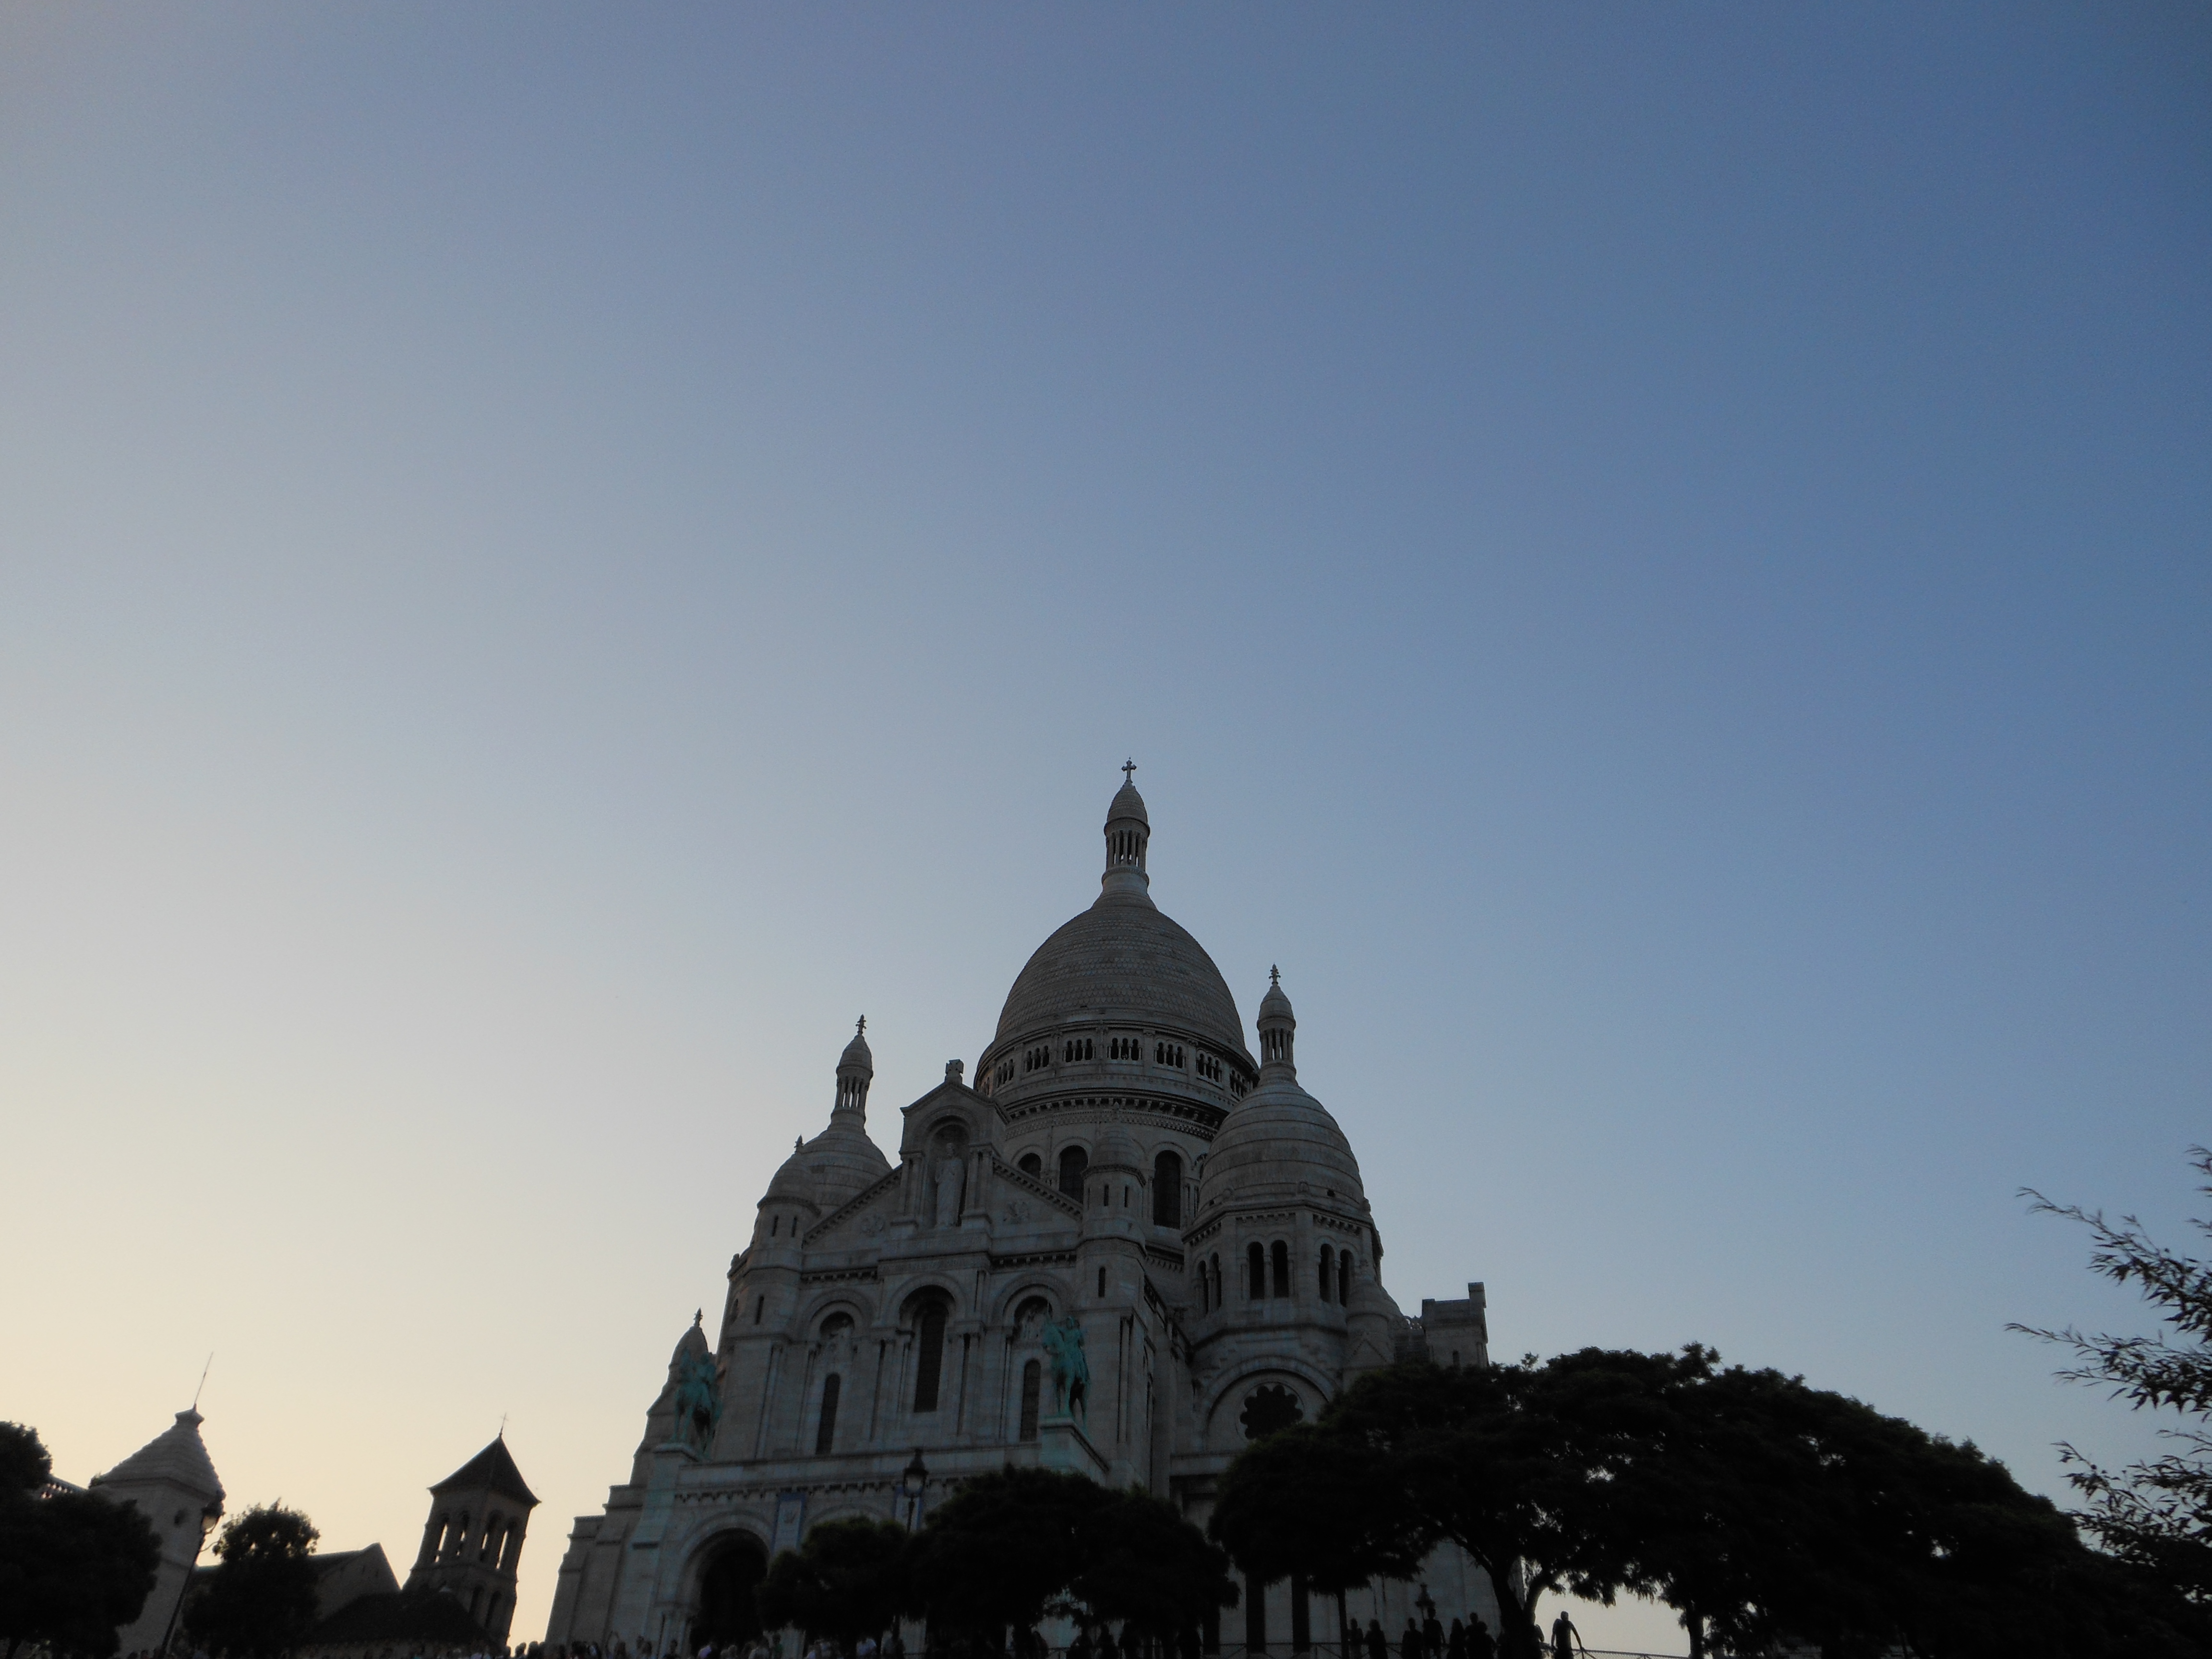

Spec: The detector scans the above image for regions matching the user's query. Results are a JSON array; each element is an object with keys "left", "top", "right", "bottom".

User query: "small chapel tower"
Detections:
[
  {"left": 91, "top": 1408, "right": 225, "bottom": 1657},
  {"left": 405, "top": 1435, "right": 539, "bottom": 1641}
]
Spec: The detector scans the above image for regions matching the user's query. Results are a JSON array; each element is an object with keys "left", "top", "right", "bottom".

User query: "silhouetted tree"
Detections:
[
  {"left": 1067, "top": 1487, "right": 1237, "bottom": 1642},
  {"left": 757, "top": 1517, "right": 910, "bottom": 1657},
  {"left": 2016, "top": 1146, "right": 2212, "bottom": 1603},
  {"left": 183, "top": 1503, "right": 321, "bottom": 1659},
  {"left": 1213, "top": 1353, "right": 2201, "bottom": 1659},
  {"left": 0, "top": 1424, "right": 161, "bottom": 1659},
  {"left": 905, "top": 1469, "right": 1116, "bottom": 1643}
]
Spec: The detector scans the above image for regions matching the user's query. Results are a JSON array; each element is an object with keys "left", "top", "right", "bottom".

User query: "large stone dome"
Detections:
[{"left": 993, "top": 892, "right": 1252, "bottom": 1061}]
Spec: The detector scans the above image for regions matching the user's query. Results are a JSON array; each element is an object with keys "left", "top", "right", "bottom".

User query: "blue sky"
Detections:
[{"left": 3, "top": 6, "right": 2207, "bottom": 1647}]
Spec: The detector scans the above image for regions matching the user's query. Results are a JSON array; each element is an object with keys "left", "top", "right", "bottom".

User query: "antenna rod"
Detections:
[{"left": 192, "top": 1353, "right": 213, "bottom": 1411}]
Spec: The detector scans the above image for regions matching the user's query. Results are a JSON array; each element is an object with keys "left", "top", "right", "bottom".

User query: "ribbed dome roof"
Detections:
[
  {"left": 994, "top": 892, "right": 1251, "bottom": 1061},
  {"left": 765, "top": 1117, "right": 890, "bottom": 1211},
  {"left": 1200, "top": 1075, "right": 1365, "bottom": 1209},
  {"left": 1108, "top": 778, "right": 1149, "bottom": 825}
]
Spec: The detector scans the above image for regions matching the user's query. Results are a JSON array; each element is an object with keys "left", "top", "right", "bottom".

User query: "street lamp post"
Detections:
[{"left": 896, "top": 1449, "right": 928, "bottom": 1531}]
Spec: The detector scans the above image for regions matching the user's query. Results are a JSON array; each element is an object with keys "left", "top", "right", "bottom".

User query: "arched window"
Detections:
[
  {"left": 1211, "top": 1252, "right": 1223, "bottom": 1310},
  {"left": 1319, "top": 1244, "right": 1335, "bottom": 1301},
  {"left": 1247, "top": 1242, "right": 1265, "bottom": 1301},
  {"left": 821, "top": 1312, "right": 853, "bottom": 1341},
  {"left": 1019, "top": 1152, "right": 1042, "bottom": 1179},
  {"left": 450, "top": 1513, "right": 470, "bottom": 1561},
  {"left": 1019, "top": 1359, "right": 1042, "bottom": 1442},
  {"left": 815, "top": 1373, "right": 842, "bottom": 1453},
  {"left": 1339, "top": 1252, "right": 1353, "bottom": 1305},
  {"left": 1153, "top": 1150, "right": 1183, "bottom": 1226},
  {"left": 1271, "top": 1240, "right": 1290, "bottom": 1298},
  {"left": 500, "top": 1522, "right": 522, "bottom": 1571},
  {"left": 1057, "top": 1145, "right": 1088, "bottom": 1199},
  {"left": 911, "top": 1300, "right": 950, "bottom": 1412},
  {"left": 478, "top": 1514, "right": 498, "bottom": 1561}
]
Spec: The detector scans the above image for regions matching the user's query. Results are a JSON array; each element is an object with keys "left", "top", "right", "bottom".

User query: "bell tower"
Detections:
[{"left": 404, "top": 1435, "right": 539, "bottom": 1641}]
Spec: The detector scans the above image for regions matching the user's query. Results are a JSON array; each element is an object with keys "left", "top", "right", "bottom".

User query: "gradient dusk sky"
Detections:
[{"left": 2, "top": 7, "right": 2207, "bottom": 1649}]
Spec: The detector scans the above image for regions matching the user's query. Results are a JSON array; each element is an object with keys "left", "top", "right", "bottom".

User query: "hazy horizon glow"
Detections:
[{"left": 2, "top": 6, "right": 2207, "bottom": 1650}]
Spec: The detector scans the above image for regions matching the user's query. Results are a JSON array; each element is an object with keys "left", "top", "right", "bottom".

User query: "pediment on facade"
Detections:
[
  {"left": 804, "top": 1164, "right": 903, "bottom": 1246},
  {"left": 898, "top": 1077, "right": 999, "bottom": 1158}
]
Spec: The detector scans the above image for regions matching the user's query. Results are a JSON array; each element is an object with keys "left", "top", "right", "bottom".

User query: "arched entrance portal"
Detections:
[{"left": 694, "top": 1534, "right": 768, "bottom": 1648}]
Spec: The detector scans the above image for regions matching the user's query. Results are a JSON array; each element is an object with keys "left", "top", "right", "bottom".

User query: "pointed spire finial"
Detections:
[
  {"left": 694, "top": 1308, "right": 704, "bottom": 1327},
  {"left": 795, "top": 1134, "right": 804, "bottom": 1151},
  {"left": 856, "top": 1014, "right": 866, "bottom": 1035},
  {"left": 1270, "top": 964, "right": 1280, "bottom": 987}
]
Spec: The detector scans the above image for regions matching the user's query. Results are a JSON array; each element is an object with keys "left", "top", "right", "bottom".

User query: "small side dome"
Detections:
[
  {"left": 1199, "top": 972, "right": 1363, "bottom": 1212},
  {"left": 1200, "top": 1076, "right": 1365, "bottom": 1210}
]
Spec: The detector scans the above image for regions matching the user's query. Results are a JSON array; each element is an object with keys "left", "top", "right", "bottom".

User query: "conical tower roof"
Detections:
[
  {"left": 93, "top": 1409, "right": 223, "bottom": 1506},
  {"left": 429, "top": 1435, "right": 538, "bottom": 1507}
]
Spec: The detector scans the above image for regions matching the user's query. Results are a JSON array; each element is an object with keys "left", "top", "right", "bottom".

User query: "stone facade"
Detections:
[{"left": 546, "top": 779, "right": 1495, "bottom": 1652}]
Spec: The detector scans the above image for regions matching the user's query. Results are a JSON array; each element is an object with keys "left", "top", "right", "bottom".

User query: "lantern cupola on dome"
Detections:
[
  {"left": 1102, "top": 759, "right": 1151, "bottom": 898},
  {"left": 1257, "top": 965, "right": 1296, "bottom": 1077},
  {"left": 835, "top": 1015, "right": 874, "bottom": 1119}
]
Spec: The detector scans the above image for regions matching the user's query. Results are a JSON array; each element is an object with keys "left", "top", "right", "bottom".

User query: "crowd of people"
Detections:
[{"left": 121, "top": 1609, "right": 1594, "bottom": 1659}]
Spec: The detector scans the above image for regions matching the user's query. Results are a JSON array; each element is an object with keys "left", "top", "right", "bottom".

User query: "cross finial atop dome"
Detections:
[
  {"left": 1270, "top": 964, "right": 1280, "bottom": 987},
  {"left": 1123, "top": 758, "right": 1136, "bottom": 782}
]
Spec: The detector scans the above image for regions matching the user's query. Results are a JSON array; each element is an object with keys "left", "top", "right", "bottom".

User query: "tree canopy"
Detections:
[
  {"left": 1211, "top": 1352, "right": 2203, "bottom": 1659},
  {"left": 757, "top": 1517, "right": 910, "bottom": 1656},
  {"left": 900, "top": 1469, "right": 1233, "bottom": 1646},
  {"left": 2017, "top": 1145, "right": 2212, "bottom": 1603},
  {"left": 183, "top": 1503, "right": 322, "bottom": 1659},
  {"left": 0, "top": 1424, "right": 161, "bottom": 1659}
]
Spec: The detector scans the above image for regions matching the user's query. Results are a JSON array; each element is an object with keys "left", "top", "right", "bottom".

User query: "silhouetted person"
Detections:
[
  {"left": 1548, "top": 1614, "right": 1578, "bottom": 1659},
  {"left": 1421, "top": 1614, "right": 1441, "bottom": 1659},
  {"left": 1464, "top": 1619, "right": 1492, "bottom": 1659},
  {"left": 1445, "top": 1621, "right": 1464, "bottom": 1659},
  {"left": 1400, "top": 1621, "right": 1421, "bottom": 1659},
  {"left": 1365, "top": 1620, "right": 1388, "bottom": 1659}
]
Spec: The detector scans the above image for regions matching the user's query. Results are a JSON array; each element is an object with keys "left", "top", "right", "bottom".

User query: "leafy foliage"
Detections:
[
  {"left": 0, "top": 1426, "right": 161, "bottom": 1659},
  {"left": 1212, "top": 1352, "right": 2203, "bottom": 1659},
  {"left": 1065, "top": 1487, "right": 1235, "bottom": 1639},
  {"left": 901, "top": 1470, "right": 1232, "bottom": 1645},
  {"left": 2016, "top": 1146, "right": 2212, "bottom": 1602},
  {"left": 0, "top": 1425, "right": 52, "bottom": 1499},
  {"left": 906, "top": 1469, "right": 1116, "bottom": 1640},
  {"left": 757, "top": 1517, "right": 910, "bottom": 1656},
  {"left": 184, "top": 1503, "right": 323, "bottom": 1659}
]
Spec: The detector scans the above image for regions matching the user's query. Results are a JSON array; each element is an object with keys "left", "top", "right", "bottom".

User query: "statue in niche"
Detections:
[
  {"left": 933, "top": 1153, "right": 966, "bottom": 1227},
  {"left": 1041, "top": 1315, "right": 1089, "bottom": 1422}
]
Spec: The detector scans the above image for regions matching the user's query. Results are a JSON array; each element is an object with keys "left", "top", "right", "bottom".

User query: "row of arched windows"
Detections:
[
  {"left": 421, "top": 1509, "right": 522, "bottom": 1573},
  {"left": 1014, "top": 1146, "right": 1188, "bottom": 1225},
  {"left": 990, "top": 1034, "right": 1240, "bottom": 1088},
  {"left": 1193, "top": 1239, "right": 1355, "bottom": 1312}
]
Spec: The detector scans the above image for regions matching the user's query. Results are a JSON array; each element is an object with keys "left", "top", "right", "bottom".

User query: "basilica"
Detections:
[{"left": 545, "top": 776, "right": 1495, "bottom": 1653}]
